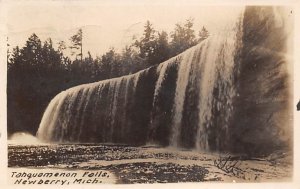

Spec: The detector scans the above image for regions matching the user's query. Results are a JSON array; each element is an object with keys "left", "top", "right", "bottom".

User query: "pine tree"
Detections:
[
  {"left": 135, "top": 21, "right": 157, "bottom": 65},
  {"left": 153, "top": 30, "right": 170, "bottom": 64},
  {"left": 22, "top": 33, "right": 42, "bottom": 66},
  {"left": 170, "top": 18, "right": 197, "bottom": 56},
  {"left": 101, "top": 48, "right": 118, "bottom": 78},
  {"left": 70, "top": 28, "right": 83, "bottom": 63},
  {"left": 199, "top": 26, "right": 209, "bottom": 41},
  {"left": 58, "top": 40, "right": 70, "bottom": 67},
  {"left": 42, "top": 38, "right": 61, "bottom": 69},
  {"left": 183, "top": 18, "right": 197, "bottom": 46},
  {"left": 8, "top": 46, "right": 21, "bottom": 69}
]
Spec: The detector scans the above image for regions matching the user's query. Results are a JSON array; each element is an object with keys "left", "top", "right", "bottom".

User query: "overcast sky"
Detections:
[{"left": 5, "top": 1, "right": 244, "bottom": 57}]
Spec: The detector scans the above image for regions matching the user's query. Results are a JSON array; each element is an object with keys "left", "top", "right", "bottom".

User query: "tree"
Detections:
[
  {"left": 41, "top": 38, "right": 61, "bottom": 69},
  {"left": 135, "top": 21, "right": 157, "bottom": 65},
  {"left": 120, "top": 45, "right": 146, "bottom": 75},
  {"left": 70, "top": 28, "right": 83, "bottom": 63},
  {"left": 58, "top": 40, "right": 67, "bottom": 53},
  {"left": 8, "top": 46, "right": 21, "bottom": 69},
  {"left": 21, "top": 33, "right": 42, "bottom": 66},
  {"left": 100, "top": 48, "right": 121, "bottom": 78},
  {"left": 7, "top": 34, "right": 58, "bottom": 135},
  {"left": 170, "top": 18, "right": 197, "bottom": 56},
  {"left": 81, "top": 51, "right": 94, "bottom": 79},
  {"left": 58, "top": 40, "right": 69, "bottom": 67},
  {"left": 199, "top": 26, "right": 209, "bottom": 41},
  {"left": 153, "top": 31, "right": 170, "bottom": 64},
  {"left": 183, "top": 18, "right": 197, "bottom": 46}
]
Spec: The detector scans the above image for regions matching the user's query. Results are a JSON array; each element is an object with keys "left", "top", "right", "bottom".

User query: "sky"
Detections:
[{"left": 5, "top": 1, "right": 244, "bottom": 57}]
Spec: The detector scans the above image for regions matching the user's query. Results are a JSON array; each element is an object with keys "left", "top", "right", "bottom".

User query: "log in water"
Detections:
[{"left": 37, "top": 7, "right": 292, "bottom": 155}]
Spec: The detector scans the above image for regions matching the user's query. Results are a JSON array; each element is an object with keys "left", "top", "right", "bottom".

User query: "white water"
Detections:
[
  {"left": 196, "top": 14, "right": 244, "bottom": 150},
  {"left": 36, "top": 68, "right": 146, "bottom": 142},
  {"left": 37, "top": 7, "right": 246, "bottom": 150},
  {"left": 170, "top": 46, "right": 198, "bottom": 147},
  {"left": 9, "top": 132, "right": 42, "bottom": 145}
]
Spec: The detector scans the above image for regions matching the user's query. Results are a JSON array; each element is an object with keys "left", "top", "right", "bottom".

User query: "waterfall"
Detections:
[
  {"left": 37, "top": 6, "right": 292, "bottom": 154},
  {"left": 170, "top": 47, "right": 197, "bottom": 147}
]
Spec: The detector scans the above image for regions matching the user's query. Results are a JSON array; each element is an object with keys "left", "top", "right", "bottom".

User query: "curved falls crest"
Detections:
[{"left": 37, "top": 7, "right": 292, "bottom": 154}]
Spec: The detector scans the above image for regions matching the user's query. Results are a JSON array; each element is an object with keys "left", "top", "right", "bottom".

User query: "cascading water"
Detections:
[{"left": 37, "top": 6, "right": 292, "bottom": 154}]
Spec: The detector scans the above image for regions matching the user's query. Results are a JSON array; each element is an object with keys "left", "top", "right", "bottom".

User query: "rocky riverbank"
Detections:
[{"left": 8, "top": 144, "right": 292, "bottom": 183}]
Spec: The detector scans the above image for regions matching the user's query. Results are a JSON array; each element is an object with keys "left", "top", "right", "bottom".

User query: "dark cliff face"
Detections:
[{"left": 231, "top": 6, "right": 292, "bottom": 155}]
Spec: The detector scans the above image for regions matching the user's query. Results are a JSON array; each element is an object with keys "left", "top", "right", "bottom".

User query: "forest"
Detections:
[{"left": 7, "top": 19, "right": 209, "bottom": 136}]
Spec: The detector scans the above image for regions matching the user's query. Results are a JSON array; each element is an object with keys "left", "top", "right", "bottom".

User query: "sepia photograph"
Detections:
[{"left": 0, "top": 0, "right": 298, "bottom": 187}]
